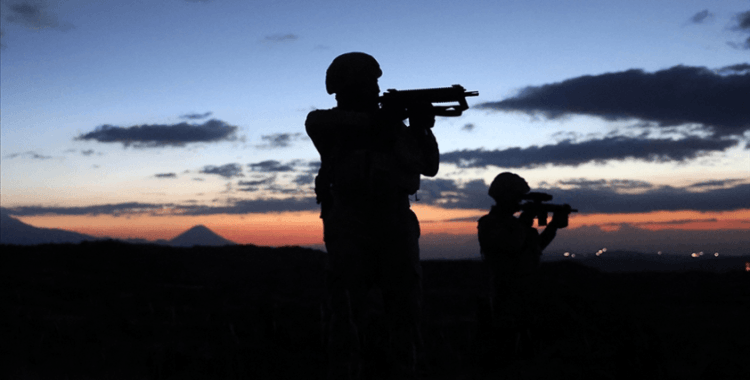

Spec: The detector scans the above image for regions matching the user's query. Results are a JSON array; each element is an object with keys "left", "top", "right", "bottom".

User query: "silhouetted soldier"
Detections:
[
  {"left": 477, "top": 172, "right": 569, "bottom": 365},
  {"left": 306, "top": 52, "right": 439, "bottom": 379}
]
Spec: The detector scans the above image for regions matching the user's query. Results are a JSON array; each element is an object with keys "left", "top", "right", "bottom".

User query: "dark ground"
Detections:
[{"left": 2, "top": 241, "right": 749, "bottom": 379}]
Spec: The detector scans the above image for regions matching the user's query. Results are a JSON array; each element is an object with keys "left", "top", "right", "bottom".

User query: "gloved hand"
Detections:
[
  {"left": 548, "top": 207, "right": 571, "bottom": 229},
  {"left": 407, "top": 102, "right": 435, "bottom": 129}
]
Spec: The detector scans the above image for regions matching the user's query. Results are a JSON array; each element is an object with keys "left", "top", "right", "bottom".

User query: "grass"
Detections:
[{"left": 1, "top": 241, "right": 749, "bottom": 379}]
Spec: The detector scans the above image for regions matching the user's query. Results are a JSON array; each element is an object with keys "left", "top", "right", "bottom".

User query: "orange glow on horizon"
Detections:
[
  {"left": 571, "top": 209, "right": 750, "bottom": 231},
  {"left": 14, "top": 207, "right": 750, "bottom": 247},
  {"left": 17, "top": 212, "right": 324, "bottom": 246}
]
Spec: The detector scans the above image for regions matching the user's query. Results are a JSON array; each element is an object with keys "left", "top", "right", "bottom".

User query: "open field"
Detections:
[{"left": 2, "top": 241, "right": 749, "bottom": 379}]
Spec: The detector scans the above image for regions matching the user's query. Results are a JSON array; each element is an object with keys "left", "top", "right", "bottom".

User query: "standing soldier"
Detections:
[
  {"left": 306, "top": 52, "right": 439, "bottom": 379},
  {"left": 477, "top": 172, "right": 569, "bottom": 365}
]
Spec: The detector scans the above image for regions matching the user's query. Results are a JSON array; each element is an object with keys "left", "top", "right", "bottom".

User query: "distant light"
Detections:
[
  {"left": 596, "top": 252, "right": 602, "bottom": 256},
  {"left": 746, "top": 262, "right": 749, "bottom": 272},
  {"left": 657, "top": 251, "right": 662, "bottom": 255},
  {"left": 564, "top": 252, "right": 570, "bottom": 257},
  {"left": 571, "top": 254, "right": 576, "bottom": 258},
  {"left": 691, "top": 253, "right": 699, "bottom": 258},
  {"left": 714, "top": 253, "right": 719, "bottom": 257},
  {"left": 602, "top": 248, "right": 607, "bottom": 252},
  {"left": 699, "top": 251, "right": 704, "bottom": 256}
]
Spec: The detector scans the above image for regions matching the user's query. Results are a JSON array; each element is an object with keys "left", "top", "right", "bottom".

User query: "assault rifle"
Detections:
[
  {"left": 380, "top": 84, "right": 479, "bottom": 117},
  {"left": 520, "top": 192, "right": 577, "bottom": 227}
]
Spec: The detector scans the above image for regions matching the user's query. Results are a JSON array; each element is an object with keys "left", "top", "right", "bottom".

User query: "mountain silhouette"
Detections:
[
  {"left": 0, "top": 212, "right": 99, "bottom": 245},
  {"left": 0, "top": 212, "right": 236, "bottom": 247},
  {"left": 168, "top": 225, "right": 236, "bottom": 247}
]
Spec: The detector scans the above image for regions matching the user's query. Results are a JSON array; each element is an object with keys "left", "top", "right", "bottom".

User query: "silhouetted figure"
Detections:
[
  {"left": 306, "top": 52, "right": 439, "bottom": 380},
  {"left": 476, "top": 172, "right": 571, "bottom": 369}
]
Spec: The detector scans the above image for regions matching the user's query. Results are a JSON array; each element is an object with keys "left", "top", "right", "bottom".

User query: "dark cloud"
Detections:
[
  {"left": 738, "top": 10, "right": 750, "bottom": 30},
  {"left": 154, "top": 173, "right": 177, "bottom": 179},
  {"left": 418, "top": 178, "right": 460, "bottom": 199},
  {"left": 1, "top": 197, "right": 318, "bottom": 217},
  {"left": 440, "top": 136, "right": 737, "bottom": 169},
  {"left": 3, "top": 1, "right": 73, "bottom": 31},
  {"left": 689, "top": 10, "right": 713, "bottom": 24},
  {"left": 248, "top": 160, "right": 295, "bottom": 172},
  {"left": 180, "top": 112, "right": 212, "bottom": 120},
  {"left": 717, "top": 63, "right": 750, "bottom": 74},
  {"left": 307, "top": 161, "right": 321, "bottom": 171},
  {"left": 461, "top": 123, "right": 475, "bottom": 132},
  {"left": 536, "top": 182, "right": 750, "bottom": 214},
  {"left": 75, "top": 119, "right": 240, "bottom": 148},
  {"left": 4, "top": 202, "right": 166, "bottom": 217},
  {"left": 477, "top": 64, "right": 750, "bottom": 137},
  {"left": 264, "top": 185, "right": 306, "bottom": 195},
  {"left": 415, "top": 177, "right": 750, "bottom": 214},
  {"left": 264, "top": 34, "right": 298, "bottom": 42},
  {"left": 3, "top": 151, "right": 52, "bottom": 160},
  {"left": 239, "top": 177, "right": 276, "bottom": 187},
  {"left": 291, "top": 161, "right": 320, "bottom": 186},
  {"left": 5, "top": 175, "right": 748, "bottom": 217},
  {"left": 256, "top": 133, "right": 304, "bottom": 149},
  {"left": 687, "top": 178, "right": 744, "bottom": 188},
  {"left": 729, "top": 10, "right": 750, "bottom": 49},
  {"left": 200, "top": 163, "right": 244, "bottom": 178},
  {"left": 64, "top": 149, "right": 99, "bottom": 156},
  {"left": 239, "top": 159, "right": 319, "bottom": 190},
  {"left": 293, "top": 173, "right": 315, "bottom": 186},
  {"left": 416, "top": 178, "right": 488, "bottom": 210},
  {"left": 178, "top": 197, "right": 318, "bottom": 215},
  {"left": 556, "top": 178, "right": 653, "bottom": 190},
  {"left": 238, "top": 176, "right": 277, "bottom": 192}
]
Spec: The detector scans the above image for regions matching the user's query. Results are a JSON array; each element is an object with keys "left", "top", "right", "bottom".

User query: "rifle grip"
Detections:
[{"left": 537, "top": 210, "right": 547, "bottom": 226}]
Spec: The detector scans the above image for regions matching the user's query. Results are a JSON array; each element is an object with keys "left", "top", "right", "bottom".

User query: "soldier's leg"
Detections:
[
  {"left": 378, "top": 211, "right": 422, "bottom": 379},
  {"left": 325, "top": 233, "right": 377, "bottom": 380},
  {"left": 492, "top": 276, "right": 539, "bottom": 361},
  {"left": 380, "top": 284, "right": 421, "bottom": 380}
]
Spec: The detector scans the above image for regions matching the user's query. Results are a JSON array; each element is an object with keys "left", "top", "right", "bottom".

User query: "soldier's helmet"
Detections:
[
  {"left": 488, "top": 172, "right": 530, "bottom": 201},
  {"left": 325, "top": 52, "right": 382, "bottom": 95}
]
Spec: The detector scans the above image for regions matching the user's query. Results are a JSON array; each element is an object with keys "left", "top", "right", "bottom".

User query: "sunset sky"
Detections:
[{"left": 2, "top": 0, "right": 749, "bottom": 258}]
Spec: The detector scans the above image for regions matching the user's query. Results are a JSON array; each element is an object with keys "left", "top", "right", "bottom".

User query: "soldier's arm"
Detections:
[
  {"left": 539, "top": 213, "right": 567, "bottom": 250},
  {"left": 416, "top": 127, "right": 439, "bottom": 177},
  {"left": 305, "top": 109, "right": 378, "bottom": 153},
  {"left": 538, "top": 226, "right": 556, "bottom": 251},
  {"left": 406, "top": 104, "right": 439, "bottom": 177}
]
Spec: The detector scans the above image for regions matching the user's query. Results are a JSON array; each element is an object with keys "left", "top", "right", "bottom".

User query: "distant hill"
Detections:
[
  {"left": 0, "top": 212, "right": 100, "bottom": 245},
  {"left": 1, "top": 213, "right": 234, "bottom": 248},
  {"left": 118, "top": 237, "right": 171, "bottom": 246},
  {"left": 168, "top": 225, "right": 236, "bottom": 247}
]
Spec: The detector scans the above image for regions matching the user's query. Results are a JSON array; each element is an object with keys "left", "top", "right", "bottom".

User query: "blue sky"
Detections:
[{"left": 1, "top": 0, "right": 749, "bottom": 256}]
